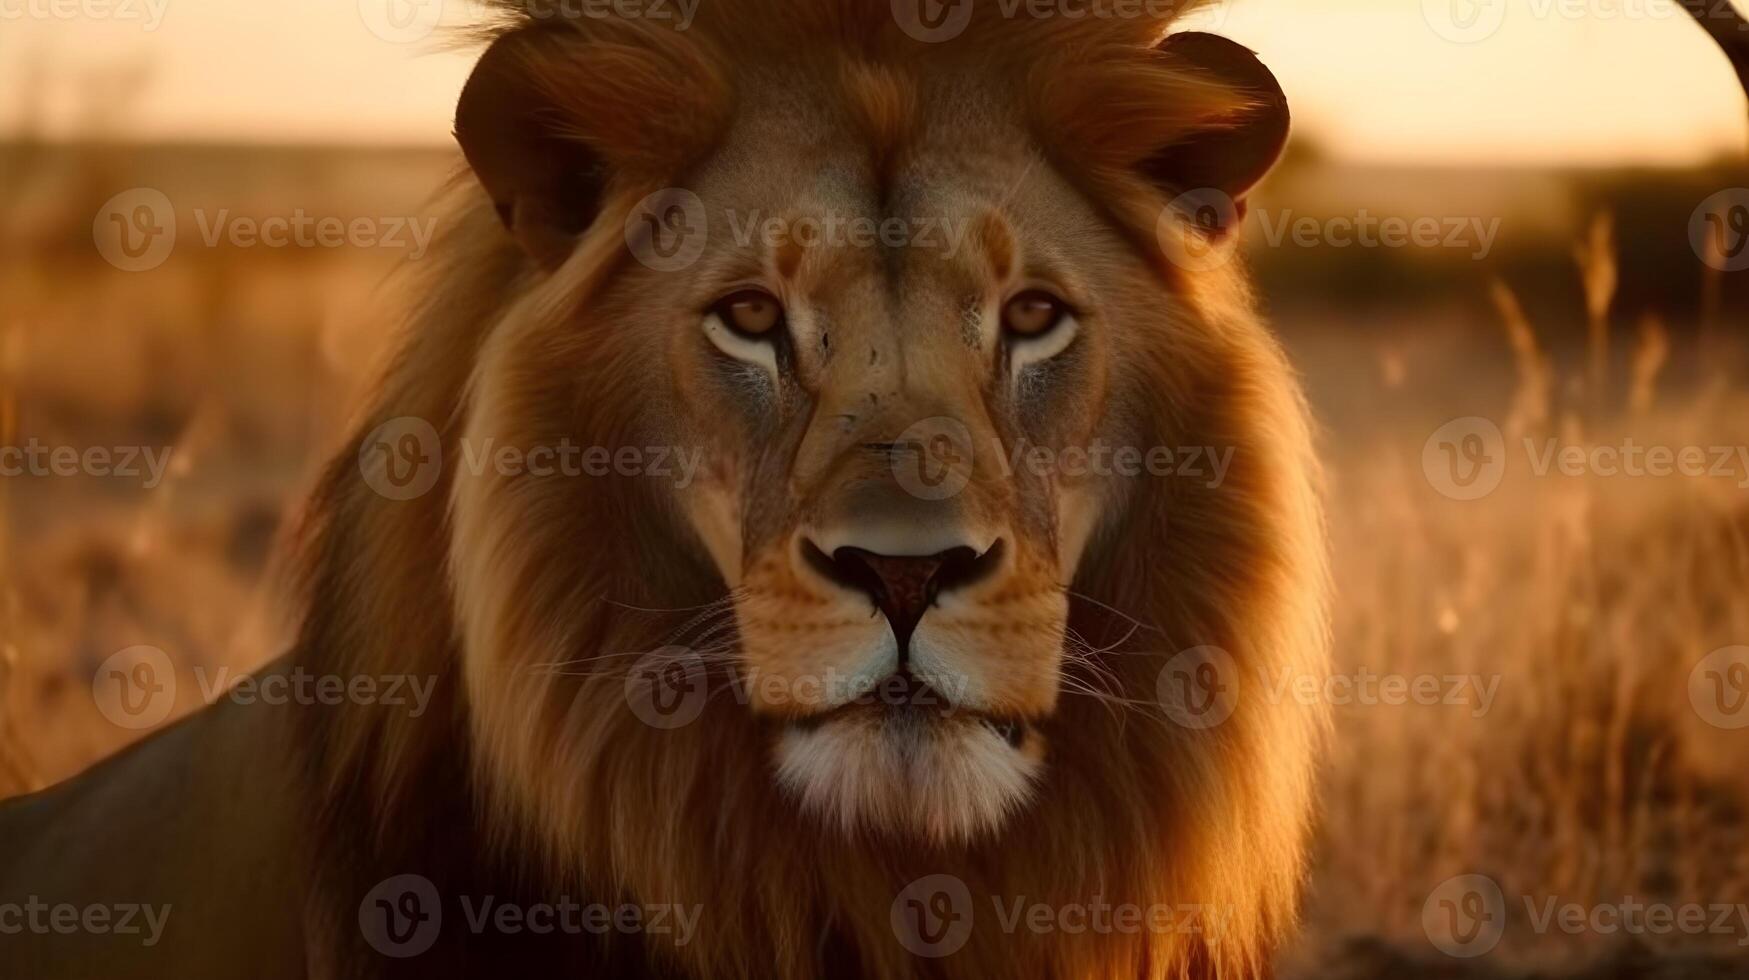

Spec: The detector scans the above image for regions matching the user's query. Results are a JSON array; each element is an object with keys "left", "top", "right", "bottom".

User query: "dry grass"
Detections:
[
  {"left": 0, "top": 142, "right": 447, "bottom": 786},
  {"left": 0, "top": 144, "right": 1745, "bottom": 977},
  {"left": 1286, "top": 217, "right": 1749, "bottom": 975}
]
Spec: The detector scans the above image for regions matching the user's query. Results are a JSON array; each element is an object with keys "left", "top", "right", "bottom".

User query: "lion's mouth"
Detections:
[
  {"left": 783, "top": 672, "right": 1031, "bottom": 749},
  {"left": 772, "top": 670, "right": 1047, "bottom": 841}
]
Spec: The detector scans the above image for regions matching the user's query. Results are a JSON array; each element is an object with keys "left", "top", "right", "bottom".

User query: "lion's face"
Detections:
[
  {"left": 448, "top": 9, "right": 1303, "bottom": 867},
  {"left": 311, "top": 8, "right": 1331, "bottom": 975},
  {"left": 639, "top": 108, "right": 1135, "bottom": 841}
]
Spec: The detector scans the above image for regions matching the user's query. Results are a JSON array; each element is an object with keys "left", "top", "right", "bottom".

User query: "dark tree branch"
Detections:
[{"left": 1681, "top": 0, "right": 1749, "bottom": 101}]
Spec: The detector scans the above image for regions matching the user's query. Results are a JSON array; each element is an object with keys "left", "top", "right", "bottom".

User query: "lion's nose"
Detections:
[{"left": 803, "top": 540, "right": 1006, "bottom": 654}]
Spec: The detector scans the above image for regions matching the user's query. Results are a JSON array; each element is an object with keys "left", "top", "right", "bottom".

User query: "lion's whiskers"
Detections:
[
  {"left": 1065, "top": 588, "right": 1166, "bottom": 638},
  {"left": 599, "top": 589, "right": 748, "bottom": 616}
]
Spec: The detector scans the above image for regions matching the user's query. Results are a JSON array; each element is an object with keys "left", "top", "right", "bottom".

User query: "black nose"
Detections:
[{"left": 803, "top": 541, "right": 1005, "bottom": 653}]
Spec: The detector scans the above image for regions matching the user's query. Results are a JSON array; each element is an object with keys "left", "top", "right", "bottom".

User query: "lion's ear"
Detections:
[
  {"left": 455, "top": 28, "right": 608, "bottom": 270},
  {"left": 1142, "top": 32, "right": 1289, "bottom": 232}
]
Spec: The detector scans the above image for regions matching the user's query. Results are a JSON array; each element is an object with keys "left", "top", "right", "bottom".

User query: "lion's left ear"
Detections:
[
  {"left": 455, "top": 27, "right": 609, "bottom": 270},
  {"left": 1141, "top": 33, "right": 1290, "bottom": 231}
]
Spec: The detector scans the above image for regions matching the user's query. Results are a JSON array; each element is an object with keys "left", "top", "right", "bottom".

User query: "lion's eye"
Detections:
[
  {"left": 712, "top": 289, "right": 784, "bottom": 339},
  {"left": 1001, "top": 290, "right": 1069, "bottom": 338}
]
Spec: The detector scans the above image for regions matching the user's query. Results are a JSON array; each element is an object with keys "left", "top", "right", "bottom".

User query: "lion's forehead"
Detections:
[{"left": 693, "top": 147, "right": 1094, "bottom": 316}]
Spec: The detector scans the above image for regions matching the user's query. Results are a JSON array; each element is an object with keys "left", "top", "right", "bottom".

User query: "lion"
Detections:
[{"left": 0, "top": 2, "right": 1327, "bottom": 977}]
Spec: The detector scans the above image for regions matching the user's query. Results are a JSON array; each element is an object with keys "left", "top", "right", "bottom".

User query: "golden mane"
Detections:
[{"left": 289, "top": 3, "right": 1328, "bottom": 978}]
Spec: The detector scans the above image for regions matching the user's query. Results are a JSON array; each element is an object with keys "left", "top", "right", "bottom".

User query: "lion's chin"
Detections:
[{"left": 773, "top": 705, "right": 1044, "bottom": 844}]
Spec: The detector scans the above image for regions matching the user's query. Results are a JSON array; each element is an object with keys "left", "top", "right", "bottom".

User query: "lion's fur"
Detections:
[
  {"left": 296, "top": 3, "right": 1327, "bottom": 978},
  {"left": 2, "top": 3, "right": 1327, "bottom": 978}
]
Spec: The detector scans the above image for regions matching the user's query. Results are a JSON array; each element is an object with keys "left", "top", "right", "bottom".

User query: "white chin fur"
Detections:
[{"left": 774, "top": 712, "right": 1042, "bottom": 844}]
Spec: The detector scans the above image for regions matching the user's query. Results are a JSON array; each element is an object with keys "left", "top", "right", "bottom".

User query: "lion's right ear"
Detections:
[
  {"left": 1142, "top": 32, "right": 1290, "bottom": 235},
  {"left": 455, "top": 29, "right": 608, "bottom": 270}
]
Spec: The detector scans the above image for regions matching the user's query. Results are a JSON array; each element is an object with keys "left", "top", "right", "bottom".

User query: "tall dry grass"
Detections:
[
  {"left": 1289, "top": 215, "right": 1749, "bottom": 975},
  {"left": 0, "top": 133, "right": 1743, "bottom": 978},
  {"left": 0, "top": 138, "right": 448, "bottom": 785}
]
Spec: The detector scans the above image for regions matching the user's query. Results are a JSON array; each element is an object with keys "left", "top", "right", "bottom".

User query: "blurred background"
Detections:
[{"left": 2, "top": 0, "right": 1748, "bottom": 976}]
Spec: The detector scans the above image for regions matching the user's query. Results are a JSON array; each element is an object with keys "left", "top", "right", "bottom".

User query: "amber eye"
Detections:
[
  {"left": 712, "top": 289, "right": 784, "bottom": 339},
  {"left": 1001, "top": 290, "right": 1069, "bottom": 338}
]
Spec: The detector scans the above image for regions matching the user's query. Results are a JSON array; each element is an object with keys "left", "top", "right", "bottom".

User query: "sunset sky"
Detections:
[{"left": 1, "top": 0, "right": 1745, "bottom": 165}]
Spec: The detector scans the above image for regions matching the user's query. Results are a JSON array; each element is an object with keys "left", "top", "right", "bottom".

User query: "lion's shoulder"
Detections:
[{"left": 0, "top": 658, "right": 307, "bottom": 979}]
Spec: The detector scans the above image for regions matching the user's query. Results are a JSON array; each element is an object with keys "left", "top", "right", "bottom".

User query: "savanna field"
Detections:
[{"left": 1, "top": 136, "right": 1747, "bottom": 977}]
